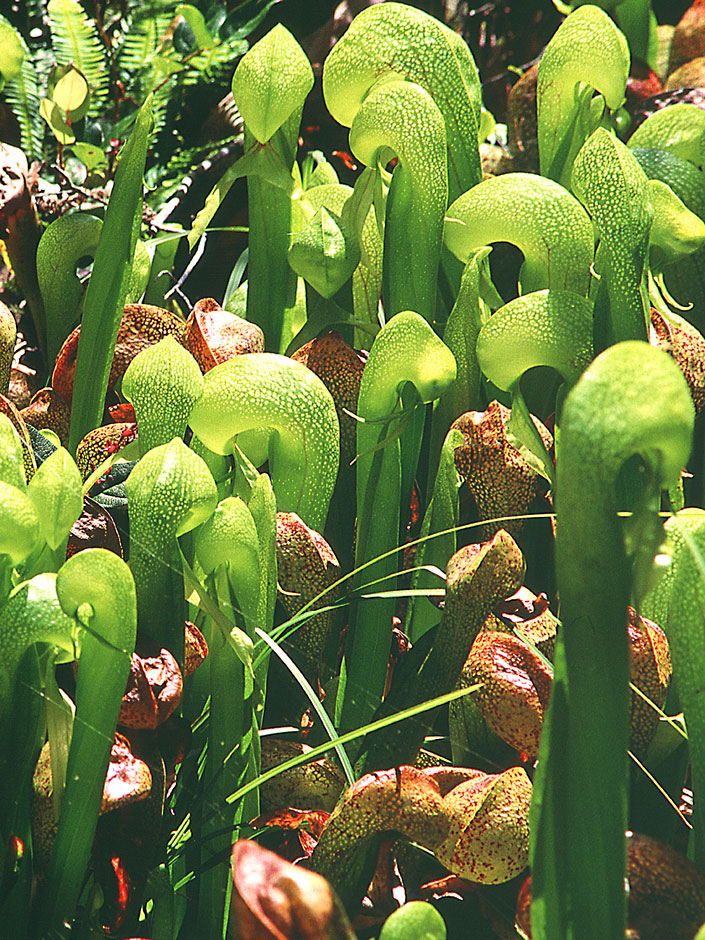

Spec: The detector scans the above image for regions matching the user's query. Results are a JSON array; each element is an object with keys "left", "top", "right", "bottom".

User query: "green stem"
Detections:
[
  {"left": 198, "top": 570, "right": 258, "bottom": 940},
  {"left": 530, "top": 342, "right": 694, "bottom": 940},
  {"left": 125, "top": 439, "right": 217, "bottom": 651},
  {"left": 350, "top": 80, "right": 447, "bottom": 323},
  {"left": 41, "top": 550, "right": 137, "bottom": 935},
  {"left": 245, "top": 119, "right": 300, "bottom": 352},
  {"left": 68, "top": 96, "right": 152, "bottom": 454},
  {"left": 336, "top": 312, "right": 456, "bottom": 734}
]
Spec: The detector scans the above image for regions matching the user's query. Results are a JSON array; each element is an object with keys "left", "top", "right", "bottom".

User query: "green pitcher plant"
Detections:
[{"left": 6, "top": 1, "right": 705, "bottom": 937}]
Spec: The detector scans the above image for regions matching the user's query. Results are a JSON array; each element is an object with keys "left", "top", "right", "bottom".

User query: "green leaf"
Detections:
[
  {"left": 176, "top": 4, "right": 215, "bottom": 49},
  {"left": 0, "top": 481, "right": 39, "bottom": 566},
  {"left": 632, "top": 147, "right": 705, "bottom": 221},
  {"left": 407, "top": 429, "right": 463, "bottom": 642},
  {"left": 349, "top": 78, "right": 448, "bottom": 322},
  {"left": 0, "top": 16, "right": 24, "bottom": 87},
  {"left": 68, "top": 142, "right": 107, "bottom": 172},
  {"left": 537, "top": 5, "right": 629, "bottom": 187},
  {"left": 189, "top": 353, "right": 339, "bottom": 532},
  {"left": 338, "top": 312, "right": 456, "bottom": 733},
  {"left": 68, "top": 95, "right": 153, "bottom": 454},
  {"left": 47, "top": 0, "right": 109, "bottom": 118},
  {"left": 26, "top": 447, "right": 83, "bottom": 553},
  {"left": 627, "top": 104, "right": 705, "bottom": 168},
  {"left": 43, "top": 550, "right": 136, "bottom": 936},
  {"left": 321, "top": 1, "right": 482, "bottom": 201},
  {"left": 231, "top": 23, "right": 313, "bottom": 144},
  {"left": 195, "top": 496, "right": 261, "bottom": 629},
  {"left": 40, "top": 96, "right": 76, "bottom": 144},
  {"left": 37, "top": 211, "right": 103, "bottom": 363},
  {"left": 3, "top": 34, "right": 42, "bottom": 157},
  {"left": 647, "top": 179, "right": 705, "bottom": 270},
  {"left": 180, "top": 545, "right": 254, "bottom": 675},
  {"left": 0, "top": 415, "right": 26, "bottom": 491},
  {"left": 379, "top": 901, "right": 446, "bottom": 940},
  {"left": 477, "top": 289, "right": 594, "bottom": 390},
  {"left": 288, "top": 204, "right": 360, "bottom": 298},
  {"left": 51, "top": 64, "right": 90, "bottom": 119},
  {"left": 126, "top": 438, "right": 217, "bottom": 647},
  {"left": 642, "top": 509, "right": 705, "bottom": 868},
  {"left": 530, "top": 342, "right": 694, "bottom": 940},
  {"left": 220, "top": 0, "right": 279, "bottom": 42},
  {"left": 572, "top": 128, "right": 652, "bottom": 348},
  {"left": 122, "top": 335, "right": 204, "bottom": 456},
  {"left": 444, "top": 173, "right": 595, "bottom": 297}
]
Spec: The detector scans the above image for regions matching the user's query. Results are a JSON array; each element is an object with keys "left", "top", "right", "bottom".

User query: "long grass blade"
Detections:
[{"left": 68, "top": 96, "right": 153, "bottom": 453}]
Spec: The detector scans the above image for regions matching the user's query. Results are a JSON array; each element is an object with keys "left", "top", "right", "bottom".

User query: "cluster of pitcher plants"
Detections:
[{"left": 3, "top": 0, "right": 705, "bottom": 937}]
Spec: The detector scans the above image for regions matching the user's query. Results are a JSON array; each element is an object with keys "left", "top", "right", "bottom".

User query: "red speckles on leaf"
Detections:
[
  {"left": 276, "top": 512, "right": 341, "bottom": 669},
  {"left": 312, "top": 766, "right": 450, "bottom": 879},
  {"left": 463, "top": 631, "right": 552, "bottom": 761},
  {"left": 184, "top": 620, "right": 208, "bottom": 677},
  {"left": 650, "top": 308, "right": 705, "bottom": 414},
  {"left": 627, "top": 607, "right": 672, "bottom": 757},
  {"left": 292, "top": 332, "right": 366, "bottom": 466},
  {"left": 75, "top": 421, "right": 138, "bottom": 480},
  {"left": 435, "top": 766, "right": 532, "bottom": 885},
  {"left": 20, "top": 387, "right": 71, "bottom": 446},
  {"left": 52, "top": 303, "right": 185, "bottom": 404},
  {"left": 181, "top": 296, "right": 264, "bottom": 373},
  {"left": 260, "top": 739, "right": 346, "bottom": 813},
  {"left": 451, "top": 402, "right": 552, "bottom": 542}
]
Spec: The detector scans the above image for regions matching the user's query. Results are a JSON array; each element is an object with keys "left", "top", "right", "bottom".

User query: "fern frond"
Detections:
[
  {"left": 145, "top": 134, "right": 243, "bottom": 207},
  {"left": 46, "top": 0, "right": 109, "bottom": 118},
  {"left": 3, "top": 44, "right": 43, "bottom": 160},
  {"left": 117, "top": 11, "right": 173, "bottom": 75},
  {"left": 181, "top": 37, "right": 248, "bottom": 86}
]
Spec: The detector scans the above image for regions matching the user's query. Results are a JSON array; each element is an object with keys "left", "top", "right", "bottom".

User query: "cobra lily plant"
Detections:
[{"left": 3, "top": 1, "right": 705, "bottom": 938}]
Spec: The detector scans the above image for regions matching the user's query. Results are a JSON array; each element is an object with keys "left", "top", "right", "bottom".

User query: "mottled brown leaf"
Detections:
[
  {"left": 650, "top": 308, "right": 705, "bottom": 414},
  {"left": 118, "top": 648, "right": 183, "bottom": 730},
  {"left": 292, "top": 331, "right": 366, "bottom": 466},
  {"left": 229, "top": 840, "right": 356, "bottom": 940},
  {"left": 276, "top": 512, "right": 341, "bottom": 669},
  {"left": 516, "top": 833, "right": 705, "bottom": 940},
  {"left": 75, "top": 421, "right": 138, "bottom": 481},
  {"left": 628, "top": 607, "right": 672, "bottom": 757},
  {"left": 451, "top": 402, "right": 552, "bottom": 542},
  {"left": 260, "top": 739, "right": 346, "bottom": 813},
  {"left": 435, "top": 766, "right": 532, "bottom": 885},
  {"left": 20, "top": 387, "right": 70, "bottom": 446},
  {"left": 66, "top": 495, "right": 123, "bottom": 558},
  {"left": 181, "top": 296, "right": 264, "bottom": 372},
  {"left": 52, "top": 302, "right": 185, "bottom": 404},
  {"left": 462, "top": 631, "right": 552, "bottom": 761}
]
